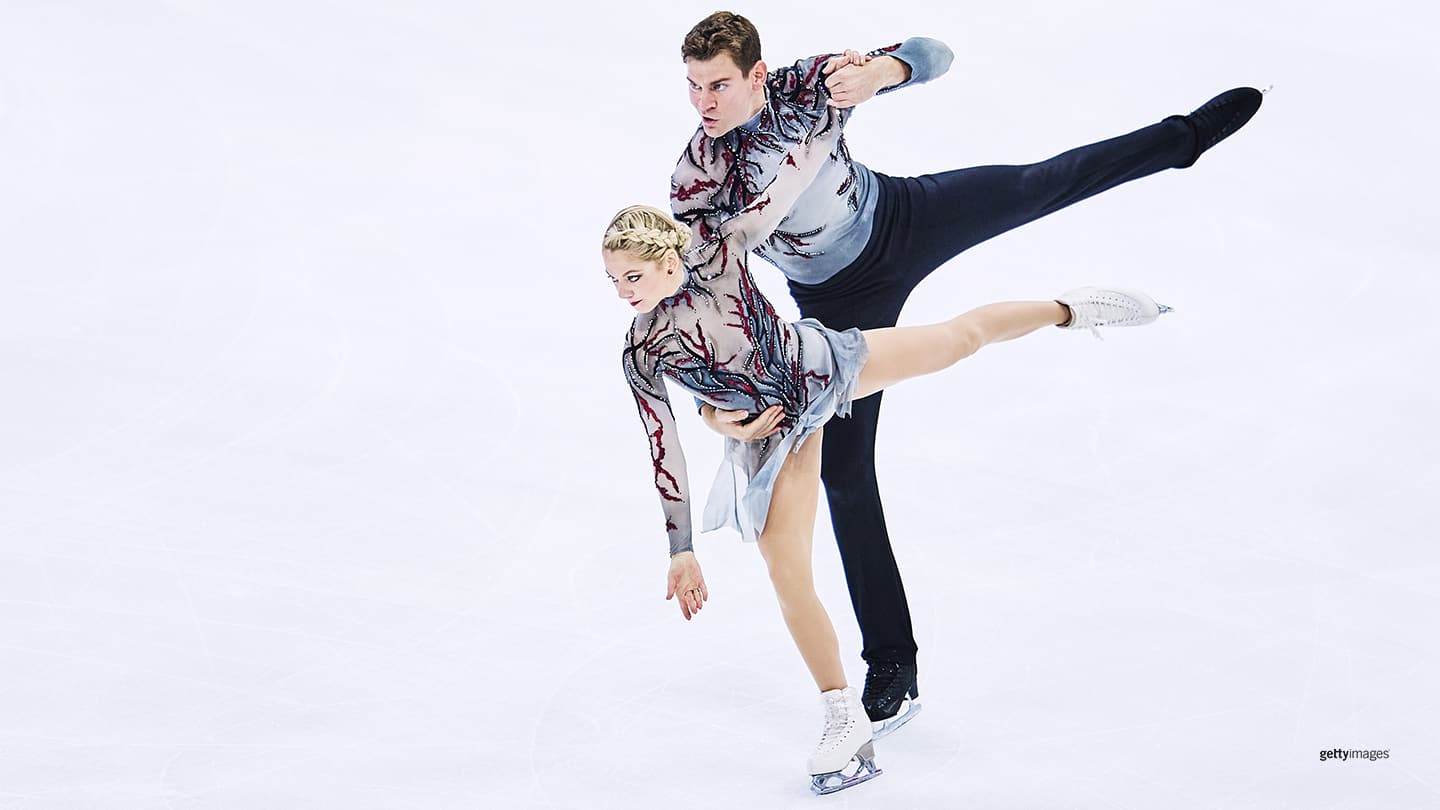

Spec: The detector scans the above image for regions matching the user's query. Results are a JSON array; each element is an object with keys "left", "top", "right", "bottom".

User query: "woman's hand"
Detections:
[{"left": 666, "top": 551, "right": 709, "bottom": 621}]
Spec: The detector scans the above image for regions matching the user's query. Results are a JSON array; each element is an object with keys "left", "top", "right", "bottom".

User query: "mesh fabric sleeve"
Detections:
[
  {"left": 767, "top": 53, "right": 841, "bottom": 113},
  {"left": 710, "top": 108, "right": 847, "bottom": 256},
  {"left": 623, "top": 321, "right": 695, "bottom": 557},
  {"left": 669, "top": 55, "right": 846, "bottom": 248}
]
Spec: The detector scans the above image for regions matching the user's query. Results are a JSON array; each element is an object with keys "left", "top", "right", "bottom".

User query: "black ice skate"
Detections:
[
  {"left": 1173, "top": 86, "right": 1264, "bottom": 168},
  {"left": 862, "top": 660, "right": 922, "bottom": 739}
]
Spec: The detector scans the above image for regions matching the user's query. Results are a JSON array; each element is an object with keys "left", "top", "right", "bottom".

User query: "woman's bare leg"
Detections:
[
  {"left": 756, "top": 427, "right": 847, "bottom": 692},
  {"left": 853, "top": 301, "right": 1068, "bottom": 400}
]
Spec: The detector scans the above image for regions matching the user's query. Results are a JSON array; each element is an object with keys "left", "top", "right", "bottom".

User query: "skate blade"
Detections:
[
  {"left": 871, "top": 699, "right": 922, "bottom": 740},
  {"left": 810, "top": 742, "right": 882, "bottom": 796}
]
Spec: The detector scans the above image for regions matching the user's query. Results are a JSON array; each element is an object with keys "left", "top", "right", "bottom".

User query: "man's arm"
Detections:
[
  {"left": 700, "top": 402, "right": 786, "bottom": 441},
  {"left": 678, "top": 111, "right": 844, "bottom": 442},
  {"left": 826, "top": 37, "right": 955, "bottom": 109},
  {"left": 671, "top": 136, "right": 724, "bottom": 242},
  {"left": 713, "top": 106, "right": 846, "bottom": 253}
]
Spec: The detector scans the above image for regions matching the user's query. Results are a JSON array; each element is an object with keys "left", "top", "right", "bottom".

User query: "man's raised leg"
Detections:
[{"left": 883, "top": 87, "right": 1263, "bottom": 286}]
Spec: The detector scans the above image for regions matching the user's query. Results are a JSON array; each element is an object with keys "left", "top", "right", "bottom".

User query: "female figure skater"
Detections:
[{"left": 603, "top": 108, "right": 1166, "bottom": 794}]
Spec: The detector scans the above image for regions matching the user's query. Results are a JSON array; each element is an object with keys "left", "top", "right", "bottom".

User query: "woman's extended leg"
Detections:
[
  {"left": 756, "top": 427, "right": 846, "bottom": 692},
  {"left": 853, "top": 301, "right": 1068, "bottom": 400}
]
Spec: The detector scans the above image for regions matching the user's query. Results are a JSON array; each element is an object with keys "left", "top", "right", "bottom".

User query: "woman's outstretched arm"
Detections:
[
  {"left": 624, "top": 323, "right": 711, "bottom": 620},
  {"left": 623, "top": 324, "right": 694, "bottom": 559}
]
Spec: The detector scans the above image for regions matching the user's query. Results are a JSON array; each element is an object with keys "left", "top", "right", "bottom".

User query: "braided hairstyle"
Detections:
[{"left": 602, "top": 205, "right": 692, "bottom": 263}]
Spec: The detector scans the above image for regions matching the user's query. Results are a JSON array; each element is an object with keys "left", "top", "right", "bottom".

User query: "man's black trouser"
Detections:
[{"left": 787, "top": 116, "right": 1195, "bottom": 665}]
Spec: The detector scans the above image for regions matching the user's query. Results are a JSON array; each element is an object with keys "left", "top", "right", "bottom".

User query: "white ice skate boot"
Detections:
[
  {"left": 1056, "top": 287, "right": 1172, "bottom": 339},
  {"left": 808, "top": 686, "right": 882, "bottom": 795}
]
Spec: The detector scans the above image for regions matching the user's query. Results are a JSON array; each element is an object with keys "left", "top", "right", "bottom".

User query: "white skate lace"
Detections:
[
  {"left": 815, "top": 695, "right": 852, "bottom": 753},
  {"left": 1065, "top": 301, "right": 1108, "bottom": 341},
  {"left": 1065, "top": 292, "right": 1163, "bottom": 340}
]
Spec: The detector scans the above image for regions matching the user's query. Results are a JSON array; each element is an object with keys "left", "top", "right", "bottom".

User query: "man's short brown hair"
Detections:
[{"left": 681, "top": 11, "right": 762, "bottom": 73}]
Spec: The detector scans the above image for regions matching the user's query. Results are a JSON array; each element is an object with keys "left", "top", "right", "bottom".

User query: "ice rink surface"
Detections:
[{"left": 2, "top": 1, "right": 1437, "bottom": 807}]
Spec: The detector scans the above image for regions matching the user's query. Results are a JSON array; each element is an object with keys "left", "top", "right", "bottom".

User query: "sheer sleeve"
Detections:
[
  {"left": 623, "top": 321, "right": 694, "bottom": 557},
  {"left": 768, "top": 53, "right": 839, "bottom": 113},
  {"left": 715, "top": 108, "right": 846, "bottom": 255}
]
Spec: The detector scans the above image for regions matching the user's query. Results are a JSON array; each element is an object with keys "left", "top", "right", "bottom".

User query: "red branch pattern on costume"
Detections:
[
  {"left": 628, "top": 104, "right": 847, "bottom": 556},
  {"left": 634, "top": 394, "right": 683, "bottom": 503},
  {"left": 670, "top": 51, "right": 866, "bottom": 265}
]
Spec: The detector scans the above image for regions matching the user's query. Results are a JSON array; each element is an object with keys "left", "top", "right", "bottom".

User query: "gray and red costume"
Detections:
[
  {"left": 628, "top": 109, "right": 868, "bottom": 558},
  {"left": 670, "top": 37, "right": 1199, "bottom": 667}
]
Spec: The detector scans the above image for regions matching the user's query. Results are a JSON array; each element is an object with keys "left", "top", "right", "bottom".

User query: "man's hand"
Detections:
[
  {"left": 823, "top": 49, "right": 871, "bottom": 74},
  {"left": 823, "top": 53, "right": 911, "bottom": 109},
  {"left": 666, "top": 551, "right": 709, "bottom": 621},
  {"left": 701, "top": 404, "right": 785, "bottom": 441}
]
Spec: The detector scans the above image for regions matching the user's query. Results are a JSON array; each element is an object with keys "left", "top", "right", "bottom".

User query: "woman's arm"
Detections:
[
  {"left": 623, "top": 320, "right": 712, "bottom": 621},
  {"left": 622, "top": 325, "right": 694, "bottom": 558}
]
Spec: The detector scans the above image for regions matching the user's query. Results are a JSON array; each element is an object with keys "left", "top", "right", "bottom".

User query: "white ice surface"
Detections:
[{"left": 2, "top": 1, "right": 1437, "bottom": 808}]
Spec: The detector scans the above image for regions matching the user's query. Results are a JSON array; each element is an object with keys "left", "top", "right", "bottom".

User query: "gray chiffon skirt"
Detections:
[{"left": 701, "top": 318, "right": 869, "bottom": 543}]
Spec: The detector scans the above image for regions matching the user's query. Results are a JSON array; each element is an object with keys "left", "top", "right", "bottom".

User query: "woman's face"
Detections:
[{"left": 603, "top": 250, "right": 680, "bottom": 314}]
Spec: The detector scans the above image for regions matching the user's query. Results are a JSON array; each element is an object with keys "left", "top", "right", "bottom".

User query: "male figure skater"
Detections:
[{"left": 671, "top": 10, "right": 1261, "bottom": 738}]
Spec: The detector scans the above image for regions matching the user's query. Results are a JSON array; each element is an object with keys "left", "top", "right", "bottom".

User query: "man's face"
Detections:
[{"left": 686, "top": 52, "right": 765, "bottom": 138}]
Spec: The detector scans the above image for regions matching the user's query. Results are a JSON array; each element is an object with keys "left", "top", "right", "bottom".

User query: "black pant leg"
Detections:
[
  {"left": 790, "top": 184, "right": 920, "bottom": 664},
  {"left": 781, "top": 116, "right": 1193, "bottom": 668},
  {"left": 889, "top": 116, "right": 1196, "bottom": 292},
  {"left": 792, "top": 278, "right": 918, "bottom": 665},
  {"left": 819, "top": 389, "right": 919, "bottom": 664}
]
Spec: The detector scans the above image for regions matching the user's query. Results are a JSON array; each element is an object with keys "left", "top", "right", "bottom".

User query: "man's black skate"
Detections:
[
  {"left": 1173, "top": 86, "right": 1264, "bottom": 168},
  {"left": 862, "top": 660, "right": 921, "bottom": 739}
]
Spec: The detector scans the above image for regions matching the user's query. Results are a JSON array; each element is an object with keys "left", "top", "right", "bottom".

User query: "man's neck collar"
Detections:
[
  {"left": 747, "top": 86, "right": 768, "bottom": 120},
  {"left": 732, "top": 87, "right": 768, "bottom": 135}
]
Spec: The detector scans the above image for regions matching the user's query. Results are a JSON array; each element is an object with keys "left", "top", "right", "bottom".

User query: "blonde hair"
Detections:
[{"left": 602, "top": 205, "right": 692, "bottom": 262}]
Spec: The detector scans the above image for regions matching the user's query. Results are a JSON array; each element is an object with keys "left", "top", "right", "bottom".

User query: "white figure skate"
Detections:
[
  {"left": 808, "top": 686, "right": 882, "bottom": 795},
  {"left": 1056, "top": 286, "right": 1171, "bottom": 339}
]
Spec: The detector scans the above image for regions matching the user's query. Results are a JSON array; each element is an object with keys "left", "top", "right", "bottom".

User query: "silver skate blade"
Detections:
[
  {"left": 871, "top": 699, "right": 922, "bottom": 740},
  {"left": 810, "top": 742, "right": 882, "bottom": 796},
  {"left": 1157, "top": 303, "right": 1174, "bottom": 315}
]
